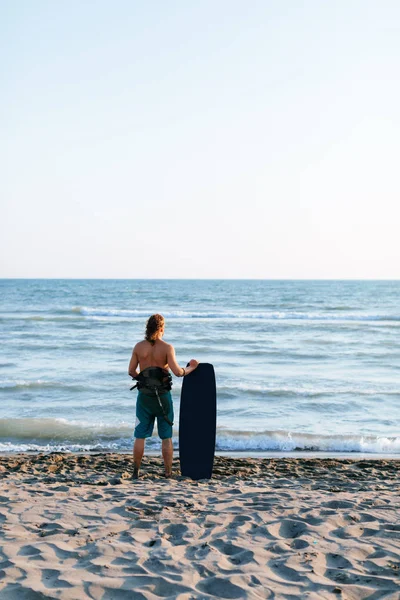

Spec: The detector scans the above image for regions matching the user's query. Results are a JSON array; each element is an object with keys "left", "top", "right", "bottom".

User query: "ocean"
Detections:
[{"left": 0, "top": 279, "right": 399, "bottom": 455}]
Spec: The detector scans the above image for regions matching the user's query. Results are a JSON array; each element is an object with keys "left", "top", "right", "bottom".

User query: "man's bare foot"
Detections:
[{"left": 164, "top": 471, "right": 172, "bottom": 478}]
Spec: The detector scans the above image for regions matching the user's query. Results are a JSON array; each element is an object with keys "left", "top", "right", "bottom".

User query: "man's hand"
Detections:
[{"left": 189, "top": 359, "right": 199, "bottom": 369}]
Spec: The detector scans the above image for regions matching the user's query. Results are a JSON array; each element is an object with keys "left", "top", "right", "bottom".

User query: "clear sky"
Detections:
[{"left": 1, "top": 0, "right": 399, "bottom": 279}]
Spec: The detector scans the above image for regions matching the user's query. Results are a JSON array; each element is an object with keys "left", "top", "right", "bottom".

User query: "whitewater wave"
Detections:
[
  {"left": 0, "top": 417, "right": 133, "bottom": 441},
  {"left": 215, "top": 430, "right": 400, "bottom": 454},
  {"left": 2, "top": 379, "right": 397, "bottom": 398},
  {"left": 0, "top": 441, "right": 123, "bottom": 453},
  {"left": 3, "top": 306, "right": 399, "bottom": 323},
  {"left": 71, "top": 307, "right": 400, "bottom": 322},
  {"left": 0, "top": 418, "right": 398, "bottom": 454},
  {"left": 218, "top": 381, "right": 400, "bottom": 397},
  {"left": 0, "top": 380, "right": 90, "bottom": 392}
]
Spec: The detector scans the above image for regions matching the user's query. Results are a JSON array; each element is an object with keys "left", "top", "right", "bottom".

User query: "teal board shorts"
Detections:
[{"left": 134, "top": 391, "right": 174, "bottom": 440}]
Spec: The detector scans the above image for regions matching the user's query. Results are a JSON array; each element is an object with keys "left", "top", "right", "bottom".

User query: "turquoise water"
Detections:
[{"left": 0, "top": 279, "right": 399, "bottom": 453}]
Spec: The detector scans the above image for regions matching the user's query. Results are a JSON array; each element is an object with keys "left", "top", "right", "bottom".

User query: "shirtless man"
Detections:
[{"left": 128, "top": 314, "right": 198, "bottom": 478}]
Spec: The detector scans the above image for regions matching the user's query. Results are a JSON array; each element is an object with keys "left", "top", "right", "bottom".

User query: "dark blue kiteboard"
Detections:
[{"left": 179, "top": 363, "right": 216, "bottom": 480}]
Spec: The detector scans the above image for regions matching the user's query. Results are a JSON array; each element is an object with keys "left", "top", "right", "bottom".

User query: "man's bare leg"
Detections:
[
  {"left": 133, "top": 438, "right": 145, "bottom": 479},
  {"left": 162, "top": 438, "right": 173, "bottom": 477}
]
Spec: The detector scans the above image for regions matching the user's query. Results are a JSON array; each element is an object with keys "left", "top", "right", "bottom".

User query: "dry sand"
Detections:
[{"left": 0, "top": 454, "right": 399, "bottom": 599}]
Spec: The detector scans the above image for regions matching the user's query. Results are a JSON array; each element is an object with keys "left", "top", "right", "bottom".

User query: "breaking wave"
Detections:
[
  {"left": 0, "top": 380, "right": 89, "bottom": 392},
  {"left": 73, "top": 307, "right": 400, "bottom": 322},
  {"left": 0, "top": 418, "right": 398, "bottom": 455}
]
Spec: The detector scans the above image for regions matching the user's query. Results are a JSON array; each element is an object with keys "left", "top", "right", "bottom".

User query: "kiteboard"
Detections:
[{"left": 179, "top": 363, "right": 217, "bottom": 480}]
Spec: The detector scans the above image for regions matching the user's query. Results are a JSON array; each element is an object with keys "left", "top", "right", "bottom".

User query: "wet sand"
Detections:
[{"left": 0, "top": 454, "right": 399, "bottom": 599}]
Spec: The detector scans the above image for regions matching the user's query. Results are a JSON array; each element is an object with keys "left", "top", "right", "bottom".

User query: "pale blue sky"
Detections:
[{"left": 1, "top": 1, "right": 399, "bottom": 278}]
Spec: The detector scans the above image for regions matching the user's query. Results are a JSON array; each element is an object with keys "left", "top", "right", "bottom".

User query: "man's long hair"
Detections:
[{"left": 145, "top": 314, "right": 165, "bottom": 345}]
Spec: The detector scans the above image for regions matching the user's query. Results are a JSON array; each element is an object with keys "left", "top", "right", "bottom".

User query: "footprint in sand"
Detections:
[
  {"left": 17, "top": 545, "right": 42, "bottom": 557},
  {"left": 268, "top": 561, "right": 303, "bottom": 583},
  {"left": 38, "top": 522, "right": 78, "bottom": 537},
  {"left": 291, "top": 538, "right": 309, "bottom": 550},
  {"left": 368, "top": 549, "right": 388, "bottom": 559},
  {"left": 46, "top": 543, "right": 81, "bottom": 560},
  {"left": 226, "top": 514, "right": 253, "bottom": 531},
  {"left": 359, "top": 512, "right": 378, "bottom": 523},
  {"left": 185, "top": 542, "right": 212, "bottom": 560},
  {"left": 268, "top": 541, "right": 293, "bottom": 555},
  {"left": 143, "top": 554, "right": 183, "bottom": 581},
  {"left": 324, "top": 568, "right": 399, "bottom": 592},
  {"left": 0, "top": 583, "right": 51, "bottom": 600},
  {"left": 269, "top": 519, "right": 309, "bottom": 539},
  {"left": 330, "top": 524, "right": 365, "bottom": 539},
  {"left": 361, "top": 527, "right": 380, "bottom": 538},
  {"left": 325, "top": 553, "right": 353, "bottom": 570},
  {"left": 101, "top": 588, "right": 147, "bottom": 600},
  {"left": 42, "top": 569, "right": 73, "bottom": 589},
  {"left": 210, "top": 539, "right": 254, "bottom": 565},
  {"left": 303, "top": 514, "right": 323, "bottom": 526},
  {"left": 0, "top": 555, "right": 13, "bottom": 571},
  {"left": 385, "top": 524, "right": 400, "bottom": 532},
  {"left": 322, "top": 499, "right": 355, "bottom": 509},
  {"left": 162, "top": 523, "right": 189, "bottom": 545},
  {"left": 196, "top": 576, "right": 246, "bottom": 599},
  {"left": 320, "top": 509, "right": 337, "bottom": 516}
]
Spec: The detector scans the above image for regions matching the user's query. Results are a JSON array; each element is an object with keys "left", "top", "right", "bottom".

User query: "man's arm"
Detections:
[
  {"left": 128, "top": 346, "right": 139, "bottom": 378},
  {"left": 167, "top": 344, "right": 198, "bottom": 377}
]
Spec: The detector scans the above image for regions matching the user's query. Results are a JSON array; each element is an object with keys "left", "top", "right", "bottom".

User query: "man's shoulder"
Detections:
[
  {"left": 160, "top": 340, "right": 174, "bottom": 351},
  {"left": 134, "top": 340, "right": 147, "bottom": 350}
]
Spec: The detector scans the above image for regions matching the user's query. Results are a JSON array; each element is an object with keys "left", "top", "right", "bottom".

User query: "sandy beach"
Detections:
[{"left": 0, "top": 454, "right": 399, "bottom": 599}]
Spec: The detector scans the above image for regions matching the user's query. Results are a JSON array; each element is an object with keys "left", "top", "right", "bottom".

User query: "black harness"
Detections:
[{"left": 130, "top": 367, "right": 173, "bottom": 426}]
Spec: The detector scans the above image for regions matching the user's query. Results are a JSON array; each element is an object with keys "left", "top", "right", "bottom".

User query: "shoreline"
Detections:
[
  {"left": 1, "top": 449, "right": 400, "bottom": 460},
  {"left": 1, "top": 454, "right": 399, "bottom": 598}
]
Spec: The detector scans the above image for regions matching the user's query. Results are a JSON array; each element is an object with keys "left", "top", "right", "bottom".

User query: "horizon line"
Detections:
[{"left": 1, "top": 277, "right": 399, "bottom": 282}]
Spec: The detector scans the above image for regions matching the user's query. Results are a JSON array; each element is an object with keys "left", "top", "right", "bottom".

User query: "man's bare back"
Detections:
[
  {"left": 131, "top": 339, "right": 169, "bottom": 371},
  {"left": 129, "top": 339, "right": 191, "bottom": 378}
]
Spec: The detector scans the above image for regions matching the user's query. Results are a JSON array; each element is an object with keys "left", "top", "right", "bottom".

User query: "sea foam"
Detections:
[
  {"left": 74, "top": 307, "right": 400, "bottom": 322},
  {"left": 0, "top": 418, "right": 398, "bottom": 454}
]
